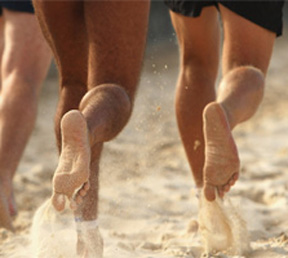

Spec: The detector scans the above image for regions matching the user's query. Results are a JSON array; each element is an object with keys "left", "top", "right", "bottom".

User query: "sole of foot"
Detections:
[
  {"left": 203, "top": 102, "right": 240, "bottom": 201},
  {"left": 51, "top": 110, "right": 91, "bottom": 211}
]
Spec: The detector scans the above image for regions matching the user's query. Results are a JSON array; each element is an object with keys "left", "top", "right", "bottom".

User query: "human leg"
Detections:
[
  {"left": 75, "top": 3, "right": 150, "bottom": 255},
  {"left": 34, "top": 0, "right": 150, "bottom": 209},
  {"left": 77, "top": 0, "right": 150, "bottom": 215},
  {"left": 33, "top": 1, "right": 149, "bottom": 255},
  {"left": 203, "top": 4, "right": 276, "bottom": 201},
  {"left": 0, "top": 9, "right": 51, "bottom": 229},
  {"left": 169, "top": 7, "right": 220, "bottom": 188},
  {"left": 32, "top": 0, "right": 89, "bottom": 210}
]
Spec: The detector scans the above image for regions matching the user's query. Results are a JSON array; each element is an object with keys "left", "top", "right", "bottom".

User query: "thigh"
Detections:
[
  {"left": 2, "top": 9, "right": 51, "bottom": 85},
  {"left": 219, "top": 4, "right": 277, "bottom": 75},
  {"left": 32, "top": 1, "right": 87, "bottom": 85},
  {"left": 84, "top": 0, "right": 150, "bottom": 99},
  {"left": 169, "top": 6, "right": 220, "bottom": 82}
]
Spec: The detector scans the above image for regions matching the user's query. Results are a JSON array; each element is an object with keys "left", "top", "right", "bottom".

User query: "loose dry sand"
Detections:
[{"left": 0, "top": 33, "right": 288, "bottom": 258}]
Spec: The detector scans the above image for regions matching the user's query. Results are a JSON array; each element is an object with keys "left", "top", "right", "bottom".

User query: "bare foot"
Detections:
[
  {"left": 51, "top": 110, "right": 91, "bottom": 211},
  {"left": 203, "top": 102, "right": 240, "bottom": 201}
]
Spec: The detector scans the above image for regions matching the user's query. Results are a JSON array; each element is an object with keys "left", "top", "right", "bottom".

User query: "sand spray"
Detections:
[
  {"left": 30, "top": 199, "right": 103, "bottom": 258},
  {"left": 198, "top": 189, "right": 250, "bottom": 256}
]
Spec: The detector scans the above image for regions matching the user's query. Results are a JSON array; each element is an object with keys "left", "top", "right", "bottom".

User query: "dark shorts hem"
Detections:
[
  {"left": 165, "top": 0, "right": 284, "bottom": 37},
  {"left": 0, "top": 1, "right": 34, "bottom": 15}
]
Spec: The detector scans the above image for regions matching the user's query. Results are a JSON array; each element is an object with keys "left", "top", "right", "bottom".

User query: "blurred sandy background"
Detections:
[{"left": 0, "top": 2, "right": 288, "bottom": 257}]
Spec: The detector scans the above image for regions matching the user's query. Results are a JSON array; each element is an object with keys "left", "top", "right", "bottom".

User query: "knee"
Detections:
[
  {"left": 232, "top": 65, "right": 264, "bottom": 76},
  {"left": 179, "top": 52, "right": 218, "bottom": 91},
  {"left": 177, "top": 60, "right": 217, "bottom": 102},
  {"left": 100, "top": 84, "right": 132, "bottom": 111},
  {"left": 2, "top": 74, "right": 41, "bottom": 98},
  {"left": 2, "top": 55, "right": 50, "bottom": 94},
  {"left": 226, "top": 65, "right": 265, "bottom": 92},
  {"left": 79, "top": 84, "right": 132, "bottom": 142},
  {"left": 0, "top": 83, "right": 38, "bottom": 123},
  {"left": 80, "top": 84, "right": 132, "bottom": 114}
]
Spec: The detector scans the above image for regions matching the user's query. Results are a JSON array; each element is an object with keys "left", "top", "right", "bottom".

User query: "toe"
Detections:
[
  {"left": 70, "top": 199, "right": 78, "bottom": 210},
  {"left": 218, "top": 187, "right": 224, "bottom": 198},
  {"left": 75, "top": 194, "right": 83, "bottom": 205},
  {"left": 223, "top": 184, "right": 230, "bottom": 192},
  {"left": 51, "top": 193, "right": 66, "bottom": 211},
  {"left": 79, "top": 188, "right": 87, "bottom": 197},
  {"left": 204, "top": 184, "right": 216, "bottom": 201},
  {"left": 229, "top": 180, "right": 235, "bottom": 186},
  {"left": 228, "top": 173, "right": 239, "bottom": 186},
  {"left": 83, "top": 182, "right": 90, "bottom": 191},
  {"left": 233, "top": 172, "right": 239, "bottom": 181}
]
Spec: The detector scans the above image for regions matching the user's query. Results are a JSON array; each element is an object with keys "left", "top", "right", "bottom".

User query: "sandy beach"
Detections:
[{"left": 0, "top": 28, "right": 288, "bottom": 258}]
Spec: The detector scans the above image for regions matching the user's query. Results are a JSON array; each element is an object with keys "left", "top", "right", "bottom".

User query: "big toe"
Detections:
[
  {"left": 51, "top": 193, "right": 66, "bottom": 212},
  {"left": 204, "top": 184, "right": 216, "bottom": 202}
]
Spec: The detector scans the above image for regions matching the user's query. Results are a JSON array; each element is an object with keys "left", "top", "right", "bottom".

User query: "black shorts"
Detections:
[
  {"left": 165, "top": 1, "right": 284, "bottom": 37},
  {"left": 0, "top": 0, "right": 34, "bottom": 16}
]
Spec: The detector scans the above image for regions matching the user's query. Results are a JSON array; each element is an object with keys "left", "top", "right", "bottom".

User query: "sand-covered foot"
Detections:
[
  {"left": 51, "top": 110, "right": 91, "bottom": 211},
  {"left": 203, "top": 102, "right": 240, "bottom": 201}
]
